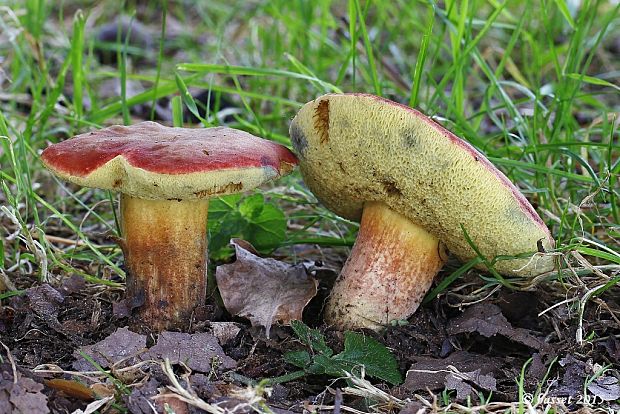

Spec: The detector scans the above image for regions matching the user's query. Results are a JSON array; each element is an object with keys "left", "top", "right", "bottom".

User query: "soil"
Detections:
[{"left": 1, "top": 266, "right": 619, "bottom": 413}]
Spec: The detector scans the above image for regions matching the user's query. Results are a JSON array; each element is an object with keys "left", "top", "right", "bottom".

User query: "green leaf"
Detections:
[
  {"left": 239, "top": 194, "right": 286, "bottom": 250},
  {"left": 288, "top": 321, "right": 402, "bottom": 385},
  {"left": 283, "top": 350, "right": 312, "bottom": 368},
  {"left": 309, "top": 354, "right": 337, "bottom": 375},
  {"left": 70, "top": 10, "right": 85, "bottom": 122},
  {"left": 207, "top": 193, "right": 287, "bottom": 260},
  {"left": 208, "top": 194, "right": 244, "bottom": 257},
  {"left": 290, "top": 320, "right": 333, "bottom": 357},
  {"left": 331, "top": 332, "right": 402, "bottom": 385}
]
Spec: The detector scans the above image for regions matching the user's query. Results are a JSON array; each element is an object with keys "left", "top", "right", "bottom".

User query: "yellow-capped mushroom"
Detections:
[{"left": 290, "top": 93, "right": 554, "bottom": 331}]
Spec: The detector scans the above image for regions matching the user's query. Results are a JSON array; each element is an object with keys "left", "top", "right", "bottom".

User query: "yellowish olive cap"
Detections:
[{"left": 290, "top": 93, "right": 554, "bottom": 277}]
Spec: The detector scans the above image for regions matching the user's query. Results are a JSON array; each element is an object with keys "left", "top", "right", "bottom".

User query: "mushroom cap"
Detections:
[
  {"left": 290, "top": 93, "right": 554, "bottom": 277},
  {"left": 41, "top": 122, "right": 298, "bottom": 200}
]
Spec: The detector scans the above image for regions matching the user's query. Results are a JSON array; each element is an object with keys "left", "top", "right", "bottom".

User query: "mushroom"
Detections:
[
  {"left": 289, "top": 93, "right": 555, "bottom": 331},
  {"left": 41, "top": 121, "right": 298, "bottom": 332}
]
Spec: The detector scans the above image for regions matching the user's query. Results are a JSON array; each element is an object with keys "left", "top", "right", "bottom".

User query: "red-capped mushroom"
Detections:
[{"left": 42, "top": 122, "right": 298, "bottom": 332}]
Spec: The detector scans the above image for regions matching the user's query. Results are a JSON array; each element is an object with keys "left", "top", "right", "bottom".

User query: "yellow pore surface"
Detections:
[
  {"left": 52, "top": 155, "right": 274, "bottom": 201},
  {"left": 290, "top": 94, "right": 555, "bottom": 277}
]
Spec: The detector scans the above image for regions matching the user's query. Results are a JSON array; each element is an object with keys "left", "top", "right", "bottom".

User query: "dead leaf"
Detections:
[
  {"left": 188, "top": 373, "right": 217, "bottom": 398},
  {"left": 527, "top": 353, "right": 548, "bottom": 382},
  {"left": 45, "top": 379, "right": 94, "bottom": 401},
  {"left": 58, "top": 275, "right": 87, "bottom": 296},
  {"left": 210, "top": 322, "right": 242, "bottom": 346},
  {"left": 598, "top": 336, "right": 620, "bottom": 362},
  {"left": 72, "top": 327, "right": 146, "bottom": 371},
  {"left": 0, "top": 367, "right": 49, "bottom": 414},
  {"left": 552, "top": 355, "right": 587, "bottom": 397},
  {"left": 588, "top": 375, "right": 620, "bottom": 401},
  {"left": 447, "top": 303, "right": 547, "bottom": 349},
  {"left": 155, "top": 393, "right": 189, "bottom": 414},
  {"left": 89, "top": 383, "right": 115, "bottom": 399},
  {"left": 141, "top": 331, "right": 236, "bottom": 373},
  {"left": 444, "top": 369, "right": 497, "bottom": 400},
  {"left": 404, "top": 351, "right": 501, "bottom": 394},
  {"left": 124, "top": 378, "right": 160, "bottom": 414},
  {"left": 25, "top": 284, "right": 64, "bottom": 332},
  {"left": 70, "top": 396, "right": 114, "bottom": 414},
  {"left": 26, "top": 284, "right": 64, "bottom": 318},
  {"left": 112, "top": 294, "right": 145, "bottom": 319},
  {"left": 552, "top": 356, "right": 620, "bottom": 401},
  {"left": 215, "top": 239, "right": 318, "bottom": 338}
]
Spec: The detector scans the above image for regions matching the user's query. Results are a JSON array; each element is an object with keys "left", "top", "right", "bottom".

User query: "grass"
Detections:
[{"left": 0, "top": 0, "right": 618, "bottom": 411}]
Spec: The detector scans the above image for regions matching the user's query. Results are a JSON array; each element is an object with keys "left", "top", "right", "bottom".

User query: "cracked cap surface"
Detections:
[
  {"left": 290, "top": 93, "right": 555, "bottom": 277},
  {"left": 42, "top": 122, "right": 298, "bottom": 200}
]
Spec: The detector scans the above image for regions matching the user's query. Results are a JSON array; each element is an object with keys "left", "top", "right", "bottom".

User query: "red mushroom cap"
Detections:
[{"left": 41, "top": 122, "right": 298, "bottom": 200}]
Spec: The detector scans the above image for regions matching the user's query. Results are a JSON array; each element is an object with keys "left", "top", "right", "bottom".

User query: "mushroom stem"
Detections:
[
  {"left": 324, "top": 201, "right": 447, "bottom": 331},
  {"left": 120, "top": 194, "right": 209, "bottom": 332}
]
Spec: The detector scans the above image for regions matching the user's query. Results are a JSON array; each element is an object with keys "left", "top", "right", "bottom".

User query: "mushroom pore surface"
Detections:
[{"left": 290, "top": 93, "right": 554, "bottom": 277}]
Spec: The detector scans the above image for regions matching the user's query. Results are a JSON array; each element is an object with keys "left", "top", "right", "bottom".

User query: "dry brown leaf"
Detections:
[
  {"left": 447, "top": 303, "right": 547, "bottom": 350},
  {"left": 215, "top": 239, "right": 318, "bottom": 338},
  {"left": 0, "top": 367, "right": 49, "bottom": 414},
  {"left": 444, "top": 369, "right": 497, "bottom": 400},
  {"left": 210, "top": 322, "right": 242, "bottom": 346},
  {"left": 44, "top": 379, "right": 94, "bottom": 401},
  {"left": 404, "top": 351, "right": 501, "bottom": 394},
  {"left": 72, "top": 327, "right": 146, "bottom": 371},
  {"left": 141, "top": 331, "right": 236, "bottom": 372}
]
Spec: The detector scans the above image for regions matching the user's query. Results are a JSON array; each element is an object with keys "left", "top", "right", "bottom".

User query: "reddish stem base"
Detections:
[{"left": 325, "top": 202, "right": 446, "bottom": 330}]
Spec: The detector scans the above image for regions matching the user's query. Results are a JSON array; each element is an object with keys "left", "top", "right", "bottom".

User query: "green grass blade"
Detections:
[
  {"left": 423, "top": 257, "right": 482, "bottom": 304},
  {"left": 150, "top": 0, "right": 168, "bottom": 121},
  {"left": 353, "top": 0, "right": 380, "bottom": 96},
  {"left": 576, "top": 246, "right": 620, "bottom": 265},
  {"left": 174, "top": 71, "right": 209, "bottom": 126},
  {"left": 553, "top": 0, "right": 576, "bottom": 29},
  {"left": 489, "top": 157, "right": 596, "bottom": 183},
  {"left": 171, "top": 96, "right": 183, "bottom": 127},
  {"left": 409, "top": 4, "right": 433, "bottom": 108},
  {"left": 70, "top": 10, "right": 85, "bottom": 125},
  {"left": 118, "top": 12, "right": 134, "bottom": 125},
  {"left": 176, "top": 64, "right": 342, "bottom": 93},
  {"left": 565, "top": 73, "right": 620, "bottom": 92}
]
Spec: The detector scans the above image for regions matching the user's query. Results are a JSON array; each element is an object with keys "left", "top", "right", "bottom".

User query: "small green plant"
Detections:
[
  {"left": 283, "top": 320, "right": 402, "bottom": 386},
  {"left": 208, "top": 192, "right": 287, "bottom": 260}
]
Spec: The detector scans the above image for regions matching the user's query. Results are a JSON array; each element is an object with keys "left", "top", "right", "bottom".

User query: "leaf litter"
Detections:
[
  {"left": 446, "top": 303, "right": 548, "bottom": 350},
  {"left": 403, "top": 351, "right": 502, "bottom": 398},
  {"left": 0, "top": 364, "right": 49, "bottom": 414},
  {"left": 72, "top": 327, "right": 146, "bottom": 371},
  {"left": 216, "top": 239, "right": 318, "bottom": 338},
  {"left": 3, "top": 259, "right": 620, "bottom": 413},
  {"left": 141, "top": 331, "right": 236, "bottom": 372}
]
